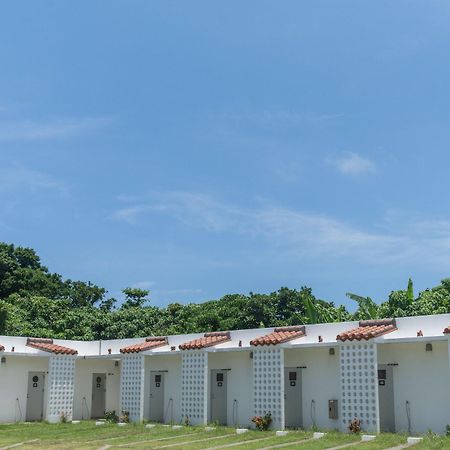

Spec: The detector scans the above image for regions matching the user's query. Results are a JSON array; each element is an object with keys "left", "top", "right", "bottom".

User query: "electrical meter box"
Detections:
[{"left": 329, "top": 399, "right": 338, "bottom": 419}]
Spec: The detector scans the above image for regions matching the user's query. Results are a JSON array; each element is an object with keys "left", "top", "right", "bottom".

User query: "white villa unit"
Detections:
[{"left": 0, "top": 313, "right": 449, "bottom": 434}]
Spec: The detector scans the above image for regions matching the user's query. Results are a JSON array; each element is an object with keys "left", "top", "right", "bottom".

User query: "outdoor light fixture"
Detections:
[{"left": 425, "top": 343, "right": 433, "bottom": 352}]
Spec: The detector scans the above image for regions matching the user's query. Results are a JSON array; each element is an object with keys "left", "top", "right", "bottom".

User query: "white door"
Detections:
[
  {"left": 378, "top": 365, "right": 395, "bottom": 432},
  {"left": 210, "top": 370, "right": 227, "bottom": 425},
  {"left": 91, "top": 373, "right": 106, "bottom": 419},
  {"left": 284, "top": 368, "right": 302, "bottom": 428},
  {"left": 26, "top": 372, "right": 45, "bottom": 421},
  {"left": 149, "top": 371, "right": 165, "bottom": 422}
]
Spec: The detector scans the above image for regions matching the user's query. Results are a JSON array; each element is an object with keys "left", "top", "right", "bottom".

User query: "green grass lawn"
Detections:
[{"left": 0, "top": 422, "right": 448, "bottom": 450}]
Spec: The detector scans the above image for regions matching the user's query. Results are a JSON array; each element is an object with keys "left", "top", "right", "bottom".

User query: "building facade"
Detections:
[{"left": 0, "top": 313, "right": 449, "bottom": 434}]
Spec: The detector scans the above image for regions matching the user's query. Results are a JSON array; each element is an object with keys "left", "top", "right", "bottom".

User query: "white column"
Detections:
[
  {"left": 181, "top": 350, "right": 208, "bottom": 425},
  {"left": 252, "top": 347, "right": 284, "bottom": 430},
  {"left": 46, "top": 355, "right": 76, "bottom": 423},
  {"left": 120, "top": 354, "right": 145, "bottom": 422},
  {"left": 339, "top": 342, "right": 379, "bottom": 433}
]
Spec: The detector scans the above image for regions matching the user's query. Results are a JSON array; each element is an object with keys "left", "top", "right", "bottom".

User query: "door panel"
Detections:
[
  {"left": 210, "top": 370, "right": 227, "bottom": 425},
  {"left": 378, "top": 365, "right": 395, "bottom": 432},
  {"left": 284, "top": 368, "right": 302, "bottom": 428},
  {"left": 91, "top": 373, "right": 106, "bottom": 419},
  {"left": 149, "top": 371, "right": 165, "bottom": 422},
  {"left": 26, "top": 372, "right": 45, "bottom": 421}
]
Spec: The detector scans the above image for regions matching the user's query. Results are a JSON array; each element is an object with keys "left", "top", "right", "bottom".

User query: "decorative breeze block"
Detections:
[
  {"left": 252, "top": 348, "right": 284, "bottom": 430},
  {"left": 47, "top": 355, "right": 76, "bottom": 423},
  {"left": 339, "top": 342, "right": 379, "bottom": 432},
  {"left": 120, "top": 354, "right": 145, "bottom": 422},
  {"left": 180, "top": 351, "right": 208, "bottom": 425}
]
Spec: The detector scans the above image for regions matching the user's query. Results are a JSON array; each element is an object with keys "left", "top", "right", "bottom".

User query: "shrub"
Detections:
[
  {"left": 348, "top": 418, "right": 361, "bottom": 433},
  {"left": 119, "top": 410, "right": 130, "bottom": 423},
  {"left": 105, "top": 410, "right": 119, "bottom": 423},
  {"left": 251, "top": 412, "right": 272, "bottom": 431}
]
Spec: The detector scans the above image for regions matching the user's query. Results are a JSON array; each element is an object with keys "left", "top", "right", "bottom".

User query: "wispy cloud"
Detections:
[
  {"left": 0, "top": 164, "right": 68, "bottom": 195},
  {"left": 220, "top": 108, "right": 345, "bottom": 129},
  {"left": 327, "top": 152, "right": 376, "bottom": 175},
  {"left": 131, "top": 280, "right": 156, "bottom": 290},
  {"left": 0, "top": 116, "right": 114, "bottom": 141},
  {"left": 113, "top": 190, "right": 450, "bottom": 266}
]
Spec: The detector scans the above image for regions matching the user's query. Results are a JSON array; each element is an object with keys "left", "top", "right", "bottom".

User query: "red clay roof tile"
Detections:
[
  {"left": 444, "top": 326, "right": 450, "bottom": 334},
  {"left": 26, "top": 338, "right": 78, "bottom": 355},
  {"left": 120, "top": 336, "right": 168, "bottom": 354},
  {"left": 0, "top": 344, "right": 4, "bottom": 351},
  {"left": 179, "top": 332, "right": 231, "bottom": 350},
  {"left": 250, "top": 326, "right": 306, "bottom": 346},
  {"left": 336, "top": 319, "right": 397, "bottom": 342}
]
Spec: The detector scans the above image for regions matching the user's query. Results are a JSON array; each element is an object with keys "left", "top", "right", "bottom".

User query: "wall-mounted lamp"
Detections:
[
  {"left": 11, "top": 347, "right": 14, "bottom": 352},
  {"left": 329, "top": 348, "right": 335, "bottom": 356},
  {"left": 108, "top": 348, "right": 112, "bottom": 355},
  {"left": 318, "top": 336, "right": 323, "bottom": 343},
  {"left": 425, "top": 343, "right": 433, "bottom": 352},
  {"left": 417, "top": 330, "right": 423, "bottom": 337},
  {"left": 238, "top": 340, "right": 242, "bottom": 347},
  {"left": 1, "top": 356, "right": 6, "bottom": 365}
]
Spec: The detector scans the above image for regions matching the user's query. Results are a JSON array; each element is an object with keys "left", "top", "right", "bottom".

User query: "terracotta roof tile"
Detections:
[
  {"left": 337, "top": 319, "right": 397, "bottom": 342},
  {"left": 250, "top": 326, "right": 306, "bottom": 346},
  {"left": 0, "top": 344, "right": 4, "bottom": 351},
  {"left": 179, "top": 332, "right": 231, "bottom": 350},
  {"left": 444, "top": 326, "right": 450, "bottom": 334},
  {"left": 26, "top": 338, "right": 78, "bottom": 355},
  {"left": 120, "top": 336, "right": 168, "bottom": 354}
]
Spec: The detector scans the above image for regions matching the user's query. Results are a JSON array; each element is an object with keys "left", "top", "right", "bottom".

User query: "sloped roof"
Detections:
[
  {"left": 444, "top": 326, "right": 450, "bottom": 334},
  {"left": 336, "top": 319, "right": 397, "bottom": 342},
  {"left": 179, "top": 331, "right": 231, "bottom": 350},
  {"left": 26, "top": 338, "right": 78, "bottom": 355},
  {"left": 250, "top": 326, "right": 306, "bottom": 346},
  {"left": 120, "top": 336, "right": 168, "bottom": 354}
]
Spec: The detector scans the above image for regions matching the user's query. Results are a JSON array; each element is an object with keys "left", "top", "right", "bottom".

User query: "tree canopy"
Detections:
[{"left": 1, "top": 242, "right": 450, "bottom": 340}]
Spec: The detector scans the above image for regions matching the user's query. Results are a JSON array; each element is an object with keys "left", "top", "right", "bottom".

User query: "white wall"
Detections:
[
  {"left": 73, "top": 358, "right": 120, "bottom": 420},
  {"left": 378, "top": 341, "right": 450, "bottom": 434},
  {"left": 284, "top": 347, "right": 340, "bottom": 430},
  {"left": 144, "top": 354, "right": 182, "bottom": 423},
  {"left": 0, "top": 355, "right": 48, "bottom": 422},
  {"left": 208, "top": 351, "right": 253, "bottom": 428}
]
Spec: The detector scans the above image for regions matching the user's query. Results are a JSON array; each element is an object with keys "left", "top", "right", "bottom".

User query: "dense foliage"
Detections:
[{"left": 1, "top": 242, "right": 450, "bottom": 340}]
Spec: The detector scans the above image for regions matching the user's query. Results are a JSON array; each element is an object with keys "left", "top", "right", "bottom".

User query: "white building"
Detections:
[{"left": 0, "top": 313, "right": 449, "bottom": 434}]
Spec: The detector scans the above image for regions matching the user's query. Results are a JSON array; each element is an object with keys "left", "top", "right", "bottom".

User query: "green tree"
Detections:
[{"left": 122, "top": 288, "right": 150, "bottom": 308}]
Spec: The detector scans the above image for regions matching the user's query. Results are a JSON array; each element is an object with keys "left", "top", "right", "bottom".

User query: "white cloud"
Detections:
[
  {"left": 0, "top": 164, "right": 68, "bottom": 195},
  {"left": 0, "top": 116, "right": 114, "bottom": 141},
  {"left": 328, "top": 152, "right": 376, "bottom": 175},
  {"left": 113, "top": 190, "right": 450, "bottom": 267},
  {"left": 131, "top": 281, "right": 156, "bottom": 290}
]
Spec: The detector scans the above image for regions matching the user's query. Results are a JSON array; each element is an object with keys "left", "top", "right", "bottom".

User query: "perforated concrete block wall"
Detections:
[
  {"left": 252, "top": 348, "right": 284, "bottom": 430},
  {"left": 120, "top": 354, "right": 145, "bottom": 422},
  {"left": 47, "top": 356, "right": 76, "bottom": 423},
  {"left": 181, "top": 351, "right": 207, "bottom": 425},
  {"left": 340, "top": 342, "right": 379, "bottom": 432}
]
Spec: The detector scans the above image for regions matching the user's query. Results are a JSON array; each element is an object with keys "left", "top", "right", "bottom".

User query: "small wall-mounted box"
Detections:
[{"left": 328, "top": 399, "right": 338, "bottom": 419}]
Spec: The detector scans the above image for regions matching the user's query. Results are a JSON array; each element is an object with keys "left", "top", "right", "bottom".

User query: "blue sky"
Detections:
[{"left": 1, "top": 1, "right": 450, "bottom": 308}]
